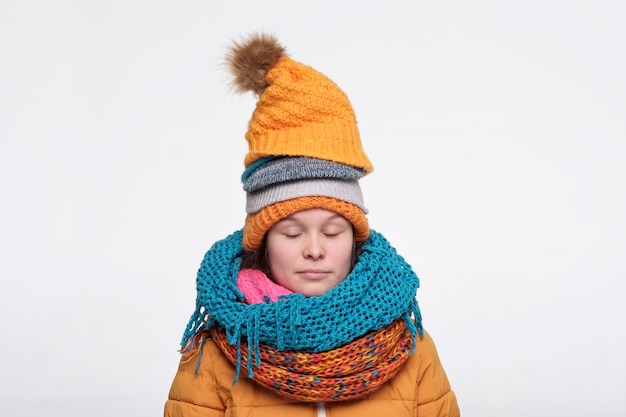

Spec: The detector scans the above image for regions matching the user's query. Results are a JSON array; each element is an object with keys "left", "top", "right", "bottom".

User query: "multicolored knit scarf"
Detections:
[
  {"left": 182, "top": 318, "right": 414, "bottom": 402},
  {"left": 181, "top": 229, "right": 423, "bottom": 386}
]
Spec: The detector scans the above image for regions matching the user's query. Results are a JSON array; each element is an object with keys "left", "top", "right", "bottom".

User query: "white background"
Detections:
[{"left": 1, "top": 1, "right": 625, "bottom": 416}]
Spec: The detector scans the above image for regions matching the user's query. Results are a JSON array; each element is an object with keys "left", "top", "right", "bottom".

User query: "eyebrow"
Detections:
[{"left": 281, "top": 212, "right": 343, "bottom": 222}]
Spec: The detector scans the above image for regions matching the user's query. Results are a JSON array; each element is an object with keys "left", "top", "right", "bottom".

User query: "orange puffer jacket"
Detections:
[{"left": 164, "top": 331, "right": 459, "bottom": 417}]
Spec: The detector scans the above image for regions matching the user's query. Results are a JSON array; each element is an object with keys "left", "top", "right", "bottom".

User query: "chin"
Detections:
[{"left": 299, "top": 286, "right": 332, "bottom": 298}]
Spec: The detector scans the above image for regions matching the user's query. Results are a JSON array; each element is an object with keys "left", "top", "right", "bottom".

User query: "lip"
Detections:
[{"left": 297, "top": 270, "right": 329, "bottom": 280}]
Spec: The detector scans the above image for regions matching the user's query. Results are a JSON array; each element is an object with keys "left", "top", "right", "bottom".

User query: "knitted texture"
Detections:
[
  {"left": 228, "top": 268, "right": 412, "bottom": 402},
  {"left": 243, "top": 196, "right": 369, "bottom": 251},
  {"left": 211, "top": 318, "right": 413, "bottom": 402},
  {"left": 181, "top": 229, "right": 422, "bottom": 382},
  {"left": 244, "top": 55, "right": 373, "bottom": 173},
  {"left": 242, "top": 157, "right": 364, "bottom": 192},
  {"left": 237, "top": 268, "right": 293, "bottom": 304},
  {"left": 245, "top": 179, "right": 366, "bottom": 214},
  {"left": 229, "top": 34, "right": 373, "bottom": 251}
]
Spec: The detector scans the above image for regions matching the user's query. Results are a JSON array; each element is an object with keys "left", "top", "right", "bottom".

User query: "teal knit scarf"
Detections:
[{"left": 181, "top": 229, "right": 423, "bottom": 380}]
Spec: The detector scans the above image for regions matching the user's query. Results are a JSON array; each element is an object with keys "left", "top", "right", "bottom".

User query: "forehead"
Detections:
[{"left": 278, "top": 208, "right": 347, "bottom": 224}]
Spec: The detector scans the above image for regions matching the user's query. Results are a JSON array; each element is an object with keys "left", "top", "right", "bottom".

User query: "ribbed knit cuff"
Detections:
[
  {"left": 243, "top": 157, "right": 364, "bottom": 192},
  {"left": 246, "top": 178, "right": 367, "bottom": 214}
]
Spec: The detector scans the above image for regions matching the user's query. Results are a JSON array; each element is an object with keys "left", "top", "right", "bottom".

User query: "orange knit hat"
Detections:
[
  {"left": 243, "top": 196, "right": 370, "bottom": 251},
  {"left": 228, "top": 33, "right": 373, "bottom": 250}
]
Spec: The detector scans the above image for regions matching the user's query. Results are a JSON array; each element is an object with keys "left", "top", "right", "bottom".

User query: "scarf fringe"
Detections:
[
  {"left": 404, "top": 297, "right": 424, "bottom": 354},
  {"left": 179, "top": 329, "right": 212, "bottom": 374},
  {"left": 212, "top": 318, "right": 415, "bottom": 402},
  {"left": 180, "top": 302, "right": 423, "bottom": 384}
]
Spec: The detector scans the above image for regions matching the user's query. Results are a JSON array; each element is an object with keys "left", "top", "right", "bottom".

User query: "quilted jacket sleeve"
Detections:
[
  {"left": 163, "top": 343, "right": 226, "bottom": 417},
  {"left": 415, "top": 331, "right": 460, "bottom": 417}
]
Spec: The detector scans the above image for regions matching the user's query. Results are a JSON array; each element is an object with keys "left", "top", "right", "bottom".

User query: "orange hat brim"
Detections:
[{"left": 243, "top": 196, "right": 370, "bottom": 251}]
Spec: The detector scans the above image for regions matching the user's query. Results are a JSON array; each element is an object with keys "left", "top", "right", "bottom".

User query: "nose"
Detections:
[{"left": 303, "top": 235, "right": 325, "bottom": 260}]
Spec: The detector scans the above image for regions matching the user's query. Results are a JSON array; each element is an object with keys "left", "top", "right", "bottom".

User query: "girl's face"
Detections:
[{"left": 266, "top": 208, "right": 355, "bottom": 297}]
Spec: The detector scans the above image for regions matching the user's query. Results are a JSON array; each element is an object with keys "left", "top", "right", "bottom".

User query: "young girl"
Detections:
[{"left": 164, "top": 33, "right": 460, "bottom": 417}]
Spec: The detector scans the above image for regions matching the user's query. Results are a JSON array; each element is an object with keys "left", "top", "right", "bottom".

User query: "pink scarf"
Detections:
[{"left": 236, "top": 268, "right": 292, "bottom": 304}]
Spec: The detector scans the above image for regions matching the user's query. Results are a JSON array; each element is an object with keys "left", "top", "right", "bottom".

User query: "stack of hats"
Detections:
[{"left": 227, "top": 33, "right": 374, "bottom": 250}]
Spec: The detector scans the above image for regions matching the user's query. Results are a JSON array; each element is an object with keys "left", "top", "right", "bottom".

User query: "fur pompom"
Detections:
[{"left": 227, "top": 33, "right": 286, "bottom": 96}]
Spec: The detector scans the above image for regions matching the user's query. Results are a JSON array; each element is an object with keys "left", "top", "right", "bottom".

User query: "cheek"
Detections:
[
  {"left": 336, "top": 244, "right": 355, "bottom": 275},
  {"left": 267, "top": 243, "right": 296, "bottom": 272}
]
